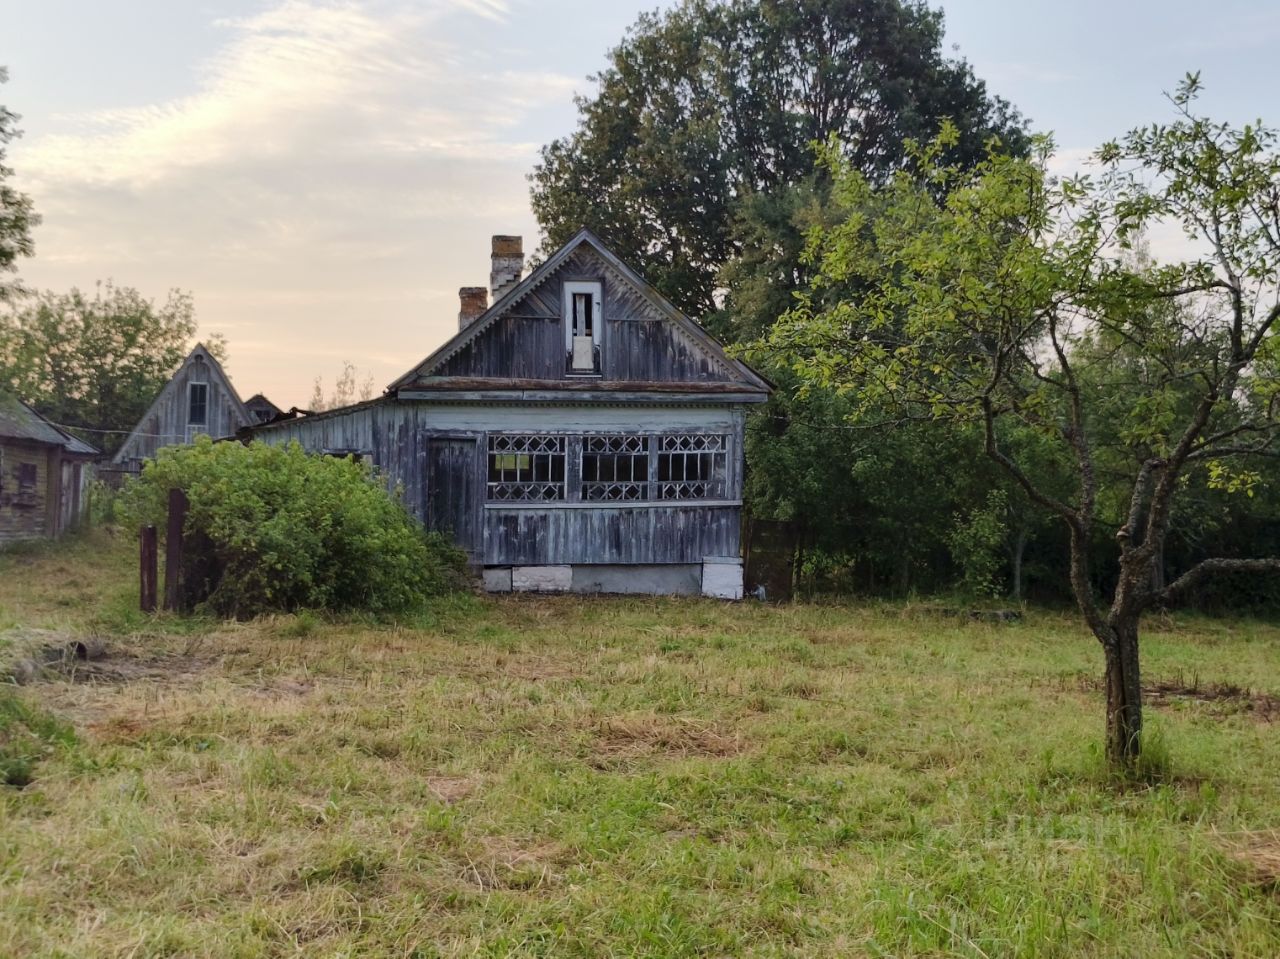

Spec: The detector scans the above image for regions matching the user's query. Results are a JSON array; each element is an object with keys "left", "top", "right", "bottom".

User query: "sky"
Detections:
[{"left": 3, "top": 0, "right": 1277, "bottom": 407}]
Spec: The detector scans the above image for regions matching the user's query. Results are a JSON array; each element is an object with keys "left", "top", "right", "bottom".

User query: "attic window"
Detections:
[
  {"left": 563, "top": 281, "right": 602, "bottom": 373},
  {"left": 573, "top": 292, "right": 593, "bottom": 336},
  {"left": 188, "top": 382, "right": 208, "bottom": 426}
]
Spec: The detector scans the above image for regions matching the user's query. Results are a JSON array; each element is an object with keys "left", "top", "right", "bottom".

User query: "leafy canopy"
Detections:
[
  {"left": 0, "top": 282, "right": 218, "bottom": 454},
  {"left": 759, "top": 74, "right": 1280, "bottom": 763},
  {"left": 0, "top": 66, "right": 40, "bottom": 305},
  {"left": 532, "top": 0, "right": 1026, "bottom": 323}
]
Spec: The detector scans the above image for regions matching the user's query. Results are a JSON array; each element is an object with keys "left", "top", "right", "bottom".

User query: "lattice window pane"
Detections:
[
  {"left": 656, "top": 434, "right": 727, "bottom": 500},
  {"left": 581, "top": 434, "right": 649, "bottom": 502},
  {"left": 487, "top": 434, "right": 567, "bottom": 501}
]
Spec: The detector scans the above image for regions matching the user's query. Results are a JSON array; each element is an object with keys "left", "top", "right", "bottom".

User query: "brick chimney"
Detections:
[
  {"left": 490, "top": 235, "right": 524, "bottom": 302},
  {"left": 458, "top": 286, "right": 488, "bottom": 330}
]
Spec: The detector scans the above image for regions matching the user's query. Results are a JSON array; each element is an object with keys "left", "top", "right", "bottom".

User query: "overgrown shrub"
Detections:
[{"left": 119, "top": 438, "right": 466, "bottom": 617}]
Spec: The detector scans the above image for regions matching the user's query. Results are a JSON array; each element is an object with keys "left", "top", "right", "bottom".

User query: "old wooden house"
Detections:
[
  {"left": 246, "top": 230, "right": 771, "bottom": 596},
  {"left": 110, "top": 344, "right": 255, "bottom": 478},
  {"left": 0, "top": 391, "right": 98, "bottom": 545}
]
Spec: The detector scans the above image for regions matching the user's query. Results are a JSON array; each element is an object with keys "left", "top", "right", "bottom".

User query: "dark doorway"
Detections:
[{"left": 426, "top": 437, "right": 481, "bottom": 562}]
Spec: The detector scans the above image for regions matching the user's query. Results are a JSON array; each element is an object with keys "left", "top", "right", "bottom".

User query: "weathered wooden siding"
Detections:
[
  {"left": 485, "top": 505, "right": 739, "bottom": 565},
  {"left": 0, "top": 440, "right": 50, "bottom": 545},
  {"left": 251, "top": 400, "right": 431, "bottom": 524},
  {"left": 58, "top": 460, "right": 93, "bottom": 535},
  {"left": 433, "top": 246, "right": 739, "bottom": 385},
  {"left": 114, "top": 346, "right": 251, "bottom": 469}
]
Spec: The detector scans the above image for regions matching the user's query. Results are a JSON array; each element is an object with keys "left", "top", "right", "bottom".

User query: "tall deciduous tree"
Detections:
[
  {"left": 0, "top": 282, "right": 221, "bottom": 455},
  {"left": 531, "top": 0, "right": 1026, "bottom": 323},
  {"left": 761, "top": 78, "right": 1280, "bottom": 768},
  {"left": 0, "top": 66, "right": 40, "bottom": 304}
]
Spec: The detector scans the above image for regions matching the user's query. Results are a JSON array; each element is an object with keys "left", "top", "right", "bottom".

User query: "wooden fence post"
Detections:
[
  {"left": 163, "top": 488, "right": 188, "bottom": 612},
  {"left": 140, "top": 525, "right": 158, "bottom": 613}
]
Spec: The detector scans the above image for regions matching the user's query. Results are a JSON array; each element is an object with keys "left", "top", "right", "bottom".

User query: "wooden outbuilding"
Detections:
[
  {"left": 0, "top": 391, "right": 98, "bottom": 545},
  {"left": 245, "top": 230, "right": 771, "bottom": 597},
  {"left": 109, "top": 343, "right": 253, "bottom": 479}
]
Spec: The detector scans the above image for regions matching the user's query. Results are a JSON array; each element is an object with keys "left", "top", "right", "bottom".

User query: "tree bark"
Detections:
[
  {"left": 1103, "top": 620, "right": 1143, "bottom": 766},
  {"left": 1010, "top": 523, "right": 1029, "bottom": 602}
]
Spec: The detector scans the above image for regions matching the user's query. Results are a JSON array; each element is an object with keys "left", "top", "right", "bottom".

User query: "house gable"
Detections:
[
  {"left": 391, "top": 230, "right": 769, "bottom": 396},
  {"left": 112, "top": 344, "right": 251, "bottom": 465}
]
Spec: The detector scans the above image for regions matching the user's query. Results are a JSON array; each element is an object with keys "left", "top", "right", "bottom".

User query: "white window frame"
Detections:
[
  {"left": 187, "top": 381, "right": 209, "bottom": 427},
  {"left": 562, "top": 280, "right": 603, "bottom": 371}
]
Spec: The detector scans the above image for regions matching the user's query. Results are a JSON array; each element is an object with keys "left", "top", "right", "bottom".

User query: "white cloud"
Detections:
[
  {"left": 1046, "top": 145, "right": 1095, "bottom": 178},
  {"left": 24, "top": 1, "right": 570, "bottom": 190},
  {"left": 11, "top": 0, "right": 575, "bottom": 404},
  {"left": 447, "top": 0, "right": 512, "bottom": 23}
]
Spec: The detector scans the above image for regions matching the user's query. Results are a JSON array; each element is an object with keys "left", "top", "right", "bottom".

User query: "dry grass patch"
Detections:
[
  {"left": 591, "top": 712, "right": 744, "bottom": 768},
  {"left": 1220, "top": 829, "right": 1280, "bottom": 893}
]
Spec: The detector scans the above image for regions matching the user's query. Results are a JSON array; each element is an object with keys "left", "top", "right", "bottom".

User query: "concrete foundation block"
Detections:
[
  {"left": 571, "top": 564, "right": 701, "bottom": 596},
  {"left": 701, "top": 556, "right": 744, "bottom": 600},
  {"left": 482, "top": 567, "right": 513, "bottom": 593},
  {"left": 511, "top": 565, "right": 573, "bottom": 593}
]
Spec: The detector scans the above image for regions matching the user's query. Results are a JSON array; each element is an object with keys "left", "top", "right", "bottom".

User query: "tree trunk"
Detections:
[
  {"left": 895, "top": 550, "right": 911, "bottom": 596},
  {"left": 1103, "top": 619, "right": 1143, "bottom": 766},
  {"left": 1010, "top": 524, "right": 1029, "bottom": 602}
]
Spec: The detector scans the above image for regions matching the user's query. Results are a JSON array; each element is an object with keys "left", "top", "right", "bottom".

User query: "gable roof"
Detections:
[
  {"left": 0, "top": 390, "right": 100, "bottom": 456},
  {"left": 111, "top": 343, "right": 250, "bottom": 464},
  {"left": 389, "top": 228, "right": 771, "bottom": 395}
]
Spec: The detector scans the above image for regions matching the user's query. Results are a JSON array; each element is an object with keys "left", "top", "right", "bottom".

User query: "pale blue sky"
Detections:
[{"left": 3, "top": 0, "right": 1275, "bottom": 404}]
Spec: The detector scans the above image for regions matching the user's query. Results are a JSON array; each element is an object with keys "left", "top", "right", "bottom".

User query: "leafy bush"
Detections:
[
  {"left": 947, "top": 490, "right": 1009, "bottom": 599},
  {"left": 119, "top": 437, "right": 466, "bottom": 617}
]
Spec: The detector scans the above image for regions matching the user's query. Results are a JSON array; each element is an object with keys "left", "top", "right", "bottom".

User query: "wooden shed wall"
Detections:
[
  {"left": 0, "top": 440, "right": 51, "bottom": 545},
  {"left": 433, "top": 246, "right": 739, "bottom": 384}
]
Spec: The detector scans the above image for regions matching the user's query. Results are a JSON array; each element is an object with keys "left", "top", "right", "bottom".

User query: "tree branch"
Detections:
[{"left": 1152, "top": 557, "right": 1280, "bottom": 607}]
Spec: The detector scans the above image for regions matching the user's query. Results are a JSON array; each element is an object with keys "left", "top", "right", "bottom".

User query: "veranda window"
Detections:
[
  {"left": 487, "top": 434, "right": 567, "bottom": 501},
  {"left": 581, "top": 435, "right": 649, "bottom": 501},
  {"left": 656, "top": 434, "right": 727, "bottom": 500}
]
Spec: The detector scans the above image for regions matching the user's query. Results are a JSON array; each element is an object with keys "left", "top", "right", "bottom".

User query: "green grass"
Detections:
[{"left": 1, "top": 531, "right": 1278, "bottom": 956}]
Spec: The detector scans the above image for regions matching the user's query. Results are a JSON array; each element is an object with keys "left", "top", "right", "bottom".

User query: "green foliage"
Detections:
[
  {"left": 0, "top": 66, "right": 39, "bottom": 305},
  {"left": 758, "top": 76, "right": 1280, "bottom": 763},
  {"left": 947, "top": 490, "right": 1009, "bottom": 598},
  {"left": 760, "top": 81, "right": 1280, "bottom": 611},
  {"left": 0, "top": 282, "right": 221, "bottom": 455},
  {"left": 532, "top": 0, "right": 1027, "bottom": 321},
  {"left": 118, "top": 438, "right": 466, "bottom": 617}
]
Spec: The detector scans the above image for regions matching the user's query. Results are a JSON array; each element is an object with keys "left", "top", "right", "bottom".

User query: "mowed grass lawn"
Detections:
[{"left": 1, "top": 533, "right": 1278, "bottom": 958}]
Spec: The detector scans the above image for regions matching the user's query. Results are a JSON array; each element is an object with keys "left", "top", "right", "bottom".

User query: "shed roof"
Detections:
[{"left": 0, "top": 391, "right": 100, "bottom": 456}]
